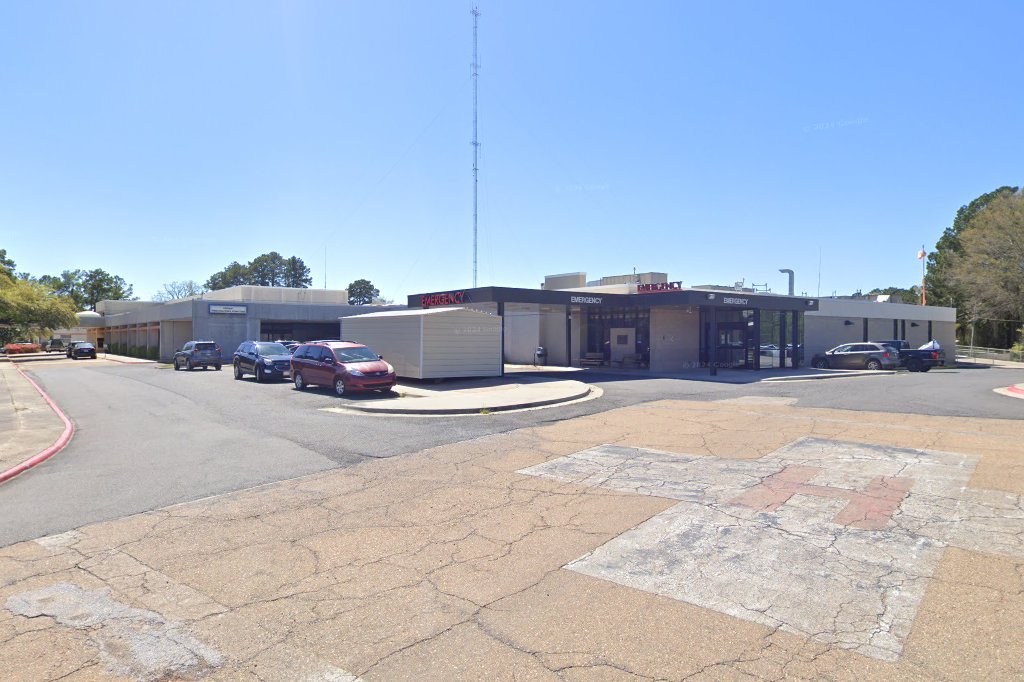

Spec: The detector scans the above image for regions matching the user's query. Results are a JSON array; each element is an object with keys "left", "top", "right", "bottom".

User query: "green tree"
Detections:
[
  {"left": 283, "top": 256, "right": 312, "bottom": 288},
  {"left": 925, "top": 186, "right": 1019, "bottom": 312},
  {"left": 866, "top": 286, "right": 921, "bottom": 304},
  {"left": 0, "top": 276, "right": 78, "bottom": 345},
  {"left": 205, "top": 253, "right": 312, "bottom": 290},
  {"left": 950, "top": 190, "right": 1024, "bottom": 324},
  {"left": 347, "top": 279, "right": 379, "bottom": 305},
  {"left": 37, "top": 268, "right": 135, "bottom": 311},
  {"left": 0, "top": 249, "right": 15, "bottom": 279},
  {"left": 152, "top": 280, "right": 206, "bottom": 302},
  {"left": 205, "top": 261, "right": 249, "bottom": 291}
]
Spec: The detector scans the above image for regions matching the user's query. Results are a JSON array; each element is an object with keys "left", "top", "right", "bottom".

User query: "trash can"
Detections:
[{"left": 534, "top": 346, "right": 547, "bottom": 366}]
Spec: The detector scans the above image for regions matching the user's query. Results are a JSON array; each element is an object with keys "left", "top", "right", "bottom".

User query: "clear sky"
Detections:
[{"left": 2, "top": 1, "right": 1021, "bottom": 303}]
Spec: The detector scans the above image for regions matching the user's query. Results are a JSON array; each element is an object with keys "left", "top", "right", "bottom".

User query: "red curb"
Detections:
[
  {"left": 1008, "top": 385, "right": 1024, "bottom": 396},
  {"left": 0, "top": 363, "right": 76, "bottom": 484}
]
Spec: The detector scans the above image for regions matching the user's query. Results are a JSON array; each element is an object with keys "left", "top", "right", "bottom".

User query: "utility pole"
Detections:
[{"left": 471, "top": 5, "right": 480, "bottom": 288}]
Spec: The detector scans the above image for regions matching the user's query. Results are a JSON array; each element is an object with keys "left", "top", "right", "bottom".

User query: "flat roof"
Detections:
[{"left": 409, "top": 286, "right": 819, "bottom": 312}]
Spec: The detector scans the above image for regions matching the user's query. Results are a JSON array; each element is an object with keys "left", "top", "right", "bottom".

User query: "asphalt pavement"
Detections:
[{"left": 1, "top": 358, "right": 1021, "bottom": 549}]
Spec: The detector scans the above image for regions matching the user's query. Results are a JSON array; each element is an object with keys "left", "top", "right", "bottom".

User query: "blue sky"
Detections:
[{"left": 2, "top": 1, "right": 1021, "bottom": 303}]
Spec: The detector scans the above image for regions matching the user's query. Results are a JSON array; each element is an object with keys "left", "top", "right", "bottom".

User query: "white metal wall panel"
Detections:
[
  {"left": 342, "top": 315, "right": 424, "bottom": 378},
  {"left": 421, "top": 310, "right": 502, "bottom": 378}
]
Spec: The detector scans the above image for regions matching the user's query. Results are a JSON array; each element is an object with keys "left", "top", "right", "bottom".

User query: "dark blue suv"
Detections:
[{"left": 233, "top": 341, "right": 293, "bottom": 382}]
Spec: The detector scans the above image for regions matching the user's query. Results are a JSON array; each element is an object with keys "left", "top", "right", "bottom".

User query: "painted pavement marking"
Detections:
[{"left": 518, "top": 437, "right": 1024, "bottom": 661}]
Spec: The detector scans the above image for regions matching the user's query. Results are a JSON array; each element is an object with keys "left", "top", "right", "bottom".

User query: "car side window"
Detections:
[
  {"left": 321, "top": 348, "right": 336, "bottom": 363},
  {"left": 293, "top": 346, "right": 308, "bottom": 359},
  {"left": 306, "top": 346, "right": 323, "bottom": 362},
  {"left": 834, "top": 344, "right": 851, "bottom": 353},
  {"left": 183, "top": 342, "right": 192, "bottom": 351},
  {"left": 854, "top": 344, "right": 874, "bottom": 352}
]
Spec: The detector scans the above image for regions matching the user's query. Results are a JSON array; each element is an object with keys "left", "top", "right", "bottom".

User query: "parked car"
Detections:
[
  {"left": 44, "top": 339, "right": 66, "bottom": 353},
  {"left": 70, "top": 342, "right": 97, "bottom": 360},
  {"left": 273, "top": 339, "right": 301, "bottom": 353},
  {"left": 232, "top": 341, "right": 293, "bottom": 382},
  {"left": 290, "top": 341, "right": 396, "bottom": 396},
  {"left": 173, "top": 341, "right": 222, "bottom": 371},
  {"left": 810, "top": 342, "right": 900, "bottom": 370},
  {"left": 871, "top": 339, "right": 946, "bottom": 372},
  {"left": 65, "top": 341, "right": 85, "bottom": 358}
]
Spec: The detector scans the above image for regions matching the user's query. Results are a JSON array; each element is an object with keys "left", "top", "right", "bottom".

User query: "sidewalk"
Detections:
[
  {"left": 336, "top": 376, "right": 597, "bottom": 415},
  {"left": 0, "top": 362, "right": 68, "bottom": 475}
]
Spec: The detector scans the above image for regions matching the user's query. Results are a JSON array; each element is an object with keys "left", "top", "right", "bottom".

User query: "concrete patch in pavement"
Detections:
[
  {"left": 5, "top": 583, "right": 222, "bottom": 681},
  {"left": 520, "top": 437, "right": 1024, "bottom": 662}
]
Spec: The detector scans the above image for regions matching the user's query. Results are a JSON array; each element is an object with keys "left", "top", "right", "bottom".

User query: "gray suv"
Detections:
[{"left": 173, "top": 341, "right": 222, "bottom": 371}]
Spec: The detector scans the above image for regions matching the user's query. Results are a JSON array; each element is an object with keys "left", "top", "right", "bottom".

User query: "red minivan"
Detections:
[{"left": 290, "top": 342, "right": 396, "bottom": 396}]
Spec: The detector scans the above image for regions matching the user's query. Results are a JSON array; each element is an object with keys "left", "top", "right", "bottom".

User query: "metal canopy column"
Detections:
[
  {"left": 779, "top": 312, "right": 787, "bottom": 369},
  {"left": 791, "top": 310, "right": 800, "bottom": 369},
  {"left": 565, "top": 307, "right": 572, "bottom": 367},
  {"left": 709, "top": 307, "right": 718, "bottom": 376},
  {"left": 497, "top": 301, "right": 504, "bottom": 377}
]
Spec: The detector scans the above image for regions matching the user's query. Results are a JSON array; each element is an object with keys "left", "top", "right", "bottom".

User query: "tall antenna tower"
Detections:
[{"left": 471, "top": 5, "right": 480, "bottom": 288}]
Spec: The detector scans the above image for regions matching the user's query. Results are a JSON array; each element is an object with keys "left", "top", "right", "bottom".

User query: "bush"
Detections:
[
  {"left": 147, "top": 347, "right": 158, "bottom": 360},
  {"left": 128, "top": 346, "right": 138, "bottom": 358}
]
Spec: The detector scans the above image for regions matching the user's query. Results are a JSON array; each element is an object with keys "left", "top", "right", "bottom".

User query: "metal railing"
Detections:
[{"left": 956, "top": 345, "right": 1024, "bottom": 363}]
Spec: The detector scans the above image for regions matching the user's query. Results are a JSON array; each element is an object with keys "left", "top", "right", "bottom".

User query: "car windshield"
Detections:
[
  {"left": 256, "top": 342, "right": 289, "bottom": 355},
  {"left": 333, "top": 347, "right": 379, "bottom": 363}
]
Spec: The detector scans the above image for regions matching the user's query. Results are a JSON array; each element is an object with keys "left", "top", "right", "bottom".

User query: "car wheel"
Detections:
[
  {"left": 255, "top": 365, "right": 264, "bottom": 383},
  {"left": 202, "top": 365, "right": 208, "bottom": 370},
  {"left": 866, "top": 359, "right": 883, "bottom": 371},
  {"left": 186, "top": 359, "right": 194, "bottom": 371},
  {"left": 233, "top": 363, "right": 242, "bottom": 380},
  {"left": 906, "top": 358, "right": 922, "bottom": 372},
  {"left": 920, "top": 366, "right": 931, "bottom": 372},
  {"left": 812, "top": 359, "right": 828, "bottom": 369},
  {"left": 333, "top": 377, "right": 346, "bottom": 396},
  {"left": 294, "top": 373, "right": 305, "bottom": 390},
  {"left": 174, "top": 359, "right": 180, "bottom": 371},
  {"left": 215, "top": 364, "right": 222, "bottom": 371}
]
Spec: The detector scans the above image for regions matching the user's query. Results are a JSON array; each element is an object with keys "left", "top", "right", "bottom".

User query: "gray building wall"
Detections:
[
  {"left": 539, "top": 307, "right": 568, "bottom": 365},
  {"left": 650, "top": 307, "right": 700, "bottom": 372},
  {"left": 503, "top": 303, "right": 541, "bottom": 364},
  {"left": 805, "top": 299, "right": 957, "bottom": 359}
]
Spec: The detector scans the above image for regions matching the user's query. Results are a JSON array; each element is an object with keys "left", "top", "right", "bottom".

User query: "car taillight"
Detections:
[
  {"left": 931, "top": 351, "right": 938, "bottom": 359},
  {"left": 883, "top": 352, "right": 890, "bottom": 358}
]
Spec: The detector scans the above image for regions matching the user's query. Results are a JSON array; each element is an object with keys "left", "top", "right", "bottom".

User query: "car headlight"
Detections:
[
  {"left": 348, "top": 369, "right": 364, "bottom": 376},
  {"left": 262, "top": 358, "right": 274, "bottom": 365},
  {"left": 386, "top": 363, "right": 395, "bottom": 374}
]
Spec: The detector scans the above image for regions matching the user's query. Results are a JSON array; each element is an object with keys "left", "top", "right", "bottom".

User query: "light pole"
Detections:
[{"left": 779, "top": 269, "right": 794, "bottom": 296}]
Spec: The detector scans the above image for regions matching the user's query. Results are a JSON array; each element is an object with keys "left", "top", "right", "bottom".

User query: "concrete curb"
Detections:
[
  {"left": 0, "top": 364, "right": 75, "bottom": 485},
  {"left": 994, "top": 385, "right": 1024, "bottom": 400},
  {"left": 336, "top": 385, "right": 595, "bottom": 415},
  {"left": 762, "top": 370, "right": 898, "bottom": 382}
]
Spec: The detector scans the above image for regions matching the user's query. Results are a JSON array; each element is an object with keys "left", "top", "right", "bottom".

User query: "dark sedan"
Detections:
[
  {"left": 811, "top": 342, "right": 899, "bottom": 370},
  {"left": 71, "top": 343, "right": 97, "bottom": 360}
]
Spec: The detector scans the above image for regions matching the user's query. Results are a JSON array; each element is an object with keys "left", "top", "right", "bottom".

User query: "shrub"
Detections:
[{"left": 147, "top": 347, "right": 159, "bottom": 360}]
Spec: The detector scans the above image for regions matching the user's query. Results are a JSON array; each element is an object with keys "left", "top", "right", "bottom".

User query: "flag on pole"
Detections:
[{"left": 917, "top": 246, "right": 926, "bottom": 260}]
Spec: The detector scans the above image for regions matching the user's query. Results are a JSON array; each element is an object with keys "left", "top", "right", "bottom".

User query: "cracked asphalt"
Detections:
[{"left": 2, "top": 384, "right": 1023, "bottom": 680}]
